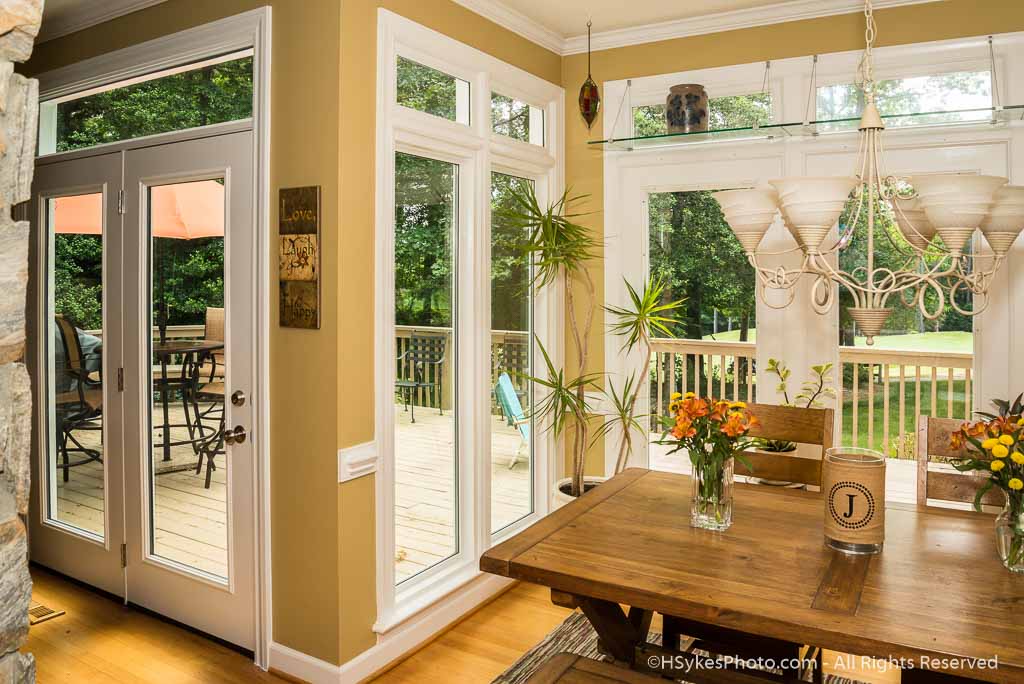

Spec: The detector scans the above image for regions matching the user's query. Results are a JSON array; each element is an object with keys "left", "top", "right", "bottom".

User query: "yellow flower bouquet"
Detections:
[
  {"left": 657, "top": 392, "right": 758, "bottom": 531},
  {"left": 950, "top": 394, "right": 1024, "bottom": 573}
]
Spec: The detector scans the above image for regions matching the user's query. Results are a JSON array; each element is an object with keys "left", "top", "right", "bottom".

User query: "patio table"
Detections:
[
  {"left": 481, "top": 468, "right": 1024, "bottom": 684},
  {"left": 152, "top": 339, "right": 224, "bottom": 463}
]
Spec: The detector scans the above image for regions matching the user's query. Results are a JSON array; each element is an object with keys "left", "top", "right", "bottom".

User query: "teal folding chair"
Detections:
[{"left": 495, "top": 372, "right": 529, "bottom": 469}]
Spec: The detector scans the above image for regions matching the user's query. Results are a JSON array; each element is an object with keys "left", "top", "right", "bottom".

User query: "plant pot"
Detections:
[
  {"left": 665, "top": 84, "right": 708, "bottom": 134},
  {"left": 746, "top": 444, "right": 816, "bottom": 489},
  {"left": 995, "top": 496, "right": 1024, "bottom": 574},
  {"left": 691, "top": 456, "right": 734, "bottom": 531},
  {"left": 553, "top": 476, "right": 607, "bottom": 508}
]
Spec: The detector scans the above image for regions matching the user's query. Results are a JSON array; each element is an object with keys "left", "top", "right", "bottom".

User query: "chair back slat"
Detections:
[
  {"left": 407, "top": 334, "right": 446, "bottom": 363},
  {"left": 736, "top": 403, "right": 835, "bottom": 487},
  {"left": 55, "top": 315, "right": 84, "bottom": 372},
  {"left": 916, "top": 415, "right": 1003, "bottom": 507},
  {"left": 205, "top": 307, "right": 225, "bottom": 342}
]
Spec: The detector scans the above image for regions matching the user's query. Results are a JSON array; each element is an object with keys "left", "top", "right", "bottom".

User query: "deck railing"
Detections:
[
  {"left": 649, "top": 338, "right": 974, "bottom": 457},
  {"left": 394, "top": 325, "right": 529, "bottom": 411}
]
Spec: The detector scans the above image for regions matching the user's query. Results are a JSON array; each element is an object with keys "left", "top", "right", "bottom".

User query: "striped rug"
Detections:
[{"left": 492, "top": 611, "right": 866, "bottom": 684}]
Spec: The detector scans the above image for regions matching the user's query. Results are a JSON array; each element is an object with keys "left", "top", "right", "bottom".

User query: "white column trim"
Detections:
[{"left": 338, "top": 442, "right": 379, "bottom": 482}]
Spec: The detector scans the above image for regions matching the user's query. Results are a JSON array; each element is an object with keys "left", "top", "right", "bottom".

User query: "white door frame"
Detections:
[{"left": 33, "top": 8, "right": 273, "bottom": 667}]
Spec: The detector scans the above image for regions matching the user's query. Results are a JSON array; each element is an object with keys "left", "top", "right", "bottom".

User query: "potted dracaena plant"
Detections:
[
  {"left": 498, "top": 185, "right": 684, "bottom": 502},
  {"left": 498, "top": 184, "right": 601, "bottom": 500}
]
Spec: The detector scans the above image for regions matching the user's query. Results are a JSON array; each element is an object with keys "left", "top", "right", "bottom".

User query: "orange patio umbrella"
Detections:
[
  {"left": 53, "top": 180, "right": 225, "bottom": 238},
  {"left": 53, "top": 181, "right": 225, "bottom": 343}
]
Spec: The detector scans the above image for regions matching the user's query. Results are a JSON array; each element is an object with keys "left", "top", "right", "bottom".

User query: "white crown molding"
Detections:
[
  {"left": 38, "top": 0, "right": 169, "bottom": 43},
  {"left": 453, "top": 0, "right": 943, "bottom": 57},
  {"left": 451, "top": 0, "right": 564, "bottom": 55},
  {"left": 338, "top": 441, "right": 378, "bottom": 483},
  {"left": 561, "top": 0, "right": 942, "bottom": 54}
]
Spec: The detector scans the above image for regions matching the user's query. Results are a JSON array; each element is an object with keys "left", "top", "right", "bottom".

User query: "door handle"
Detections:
[
  {"left": 231, "top": 390, "right": 246, "bottom": 406},
  {"left": 223, "top": 426, "right": 247, "bottom": 445}
]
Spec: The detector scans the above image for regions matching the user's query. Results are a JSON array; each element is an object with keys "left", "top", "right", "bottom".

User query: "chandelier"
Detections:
[{"left": 713, "top": 0, "right": 1024, "bottom": 344}]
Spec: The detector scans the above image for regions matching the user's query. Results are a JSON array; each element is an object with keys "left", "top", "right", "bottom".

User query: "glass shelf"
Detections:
[{"left": 589, "top": 104, "right": 1024, "bottom": 151}]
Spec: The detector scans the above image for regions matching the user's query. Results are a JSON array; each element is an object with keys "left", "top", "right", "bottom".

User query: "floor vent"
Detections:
[{"left": 28, "top": 603, "right": 66, "bottom": 625}]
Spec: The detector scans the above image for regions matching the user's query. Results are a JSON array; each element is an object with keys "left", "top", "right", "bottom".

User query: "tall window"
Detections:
[
  {"left": 393, "top": 152, "right": 458, "bottom": 584},
  {"left": 836, "top": 194, "right": 974, "bottom": 457},
  {"left": 490, "top": 172, "right": 534, "bottom": 533},
  {"left": 40, "top": 52, "right": 253, "bottom": 154},
  {"left": 647, "top": 190, "right": 756, "bottom": 474},
  {"left": 379, "top": 12, "right": 560, "bottom": 610}
]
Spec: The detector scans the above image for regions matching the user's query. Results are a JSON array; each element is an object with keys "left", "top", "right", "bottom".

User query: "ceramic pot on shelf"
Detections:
[{"left": 666, "top": 84, "right": 709, "bottom": 134}]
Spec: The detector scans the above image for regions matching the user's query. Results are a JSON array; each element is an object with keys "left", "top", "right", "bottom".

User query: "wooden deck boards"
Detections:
[{"left": 394, "top": 406, "right": 530, "bottom": 582}]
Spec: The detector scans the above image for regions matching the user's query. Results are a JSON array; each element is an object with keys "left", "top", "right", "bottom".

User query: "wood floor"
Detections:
[
  {"left": 25, "top": 566, "right": 282, "bottom": 684},
  {"left": 28, "top": 567, "right": 901, "bottom": 684}
]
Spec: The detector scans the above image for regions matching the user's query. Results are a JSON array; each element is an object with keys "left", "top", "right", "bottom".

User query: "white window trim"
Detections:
[
  {"left": 33, "top": 7, "right": 273, "bottom": 669},
  {"left": 601, "top": 31, "right": 1024, "bottom": 475},
  {"left": 374, "top": 9, "right": 564, "bottom": 636}
]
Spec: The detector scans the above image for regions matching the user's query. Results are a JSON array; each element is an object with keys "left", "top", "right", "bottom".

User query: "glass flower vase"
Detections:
[
  {"left": 691, "top": 455, "right": 734, "bottom": 531},
  {"left": 995, "top": 497, "right": 1024, "bottom": 574}
]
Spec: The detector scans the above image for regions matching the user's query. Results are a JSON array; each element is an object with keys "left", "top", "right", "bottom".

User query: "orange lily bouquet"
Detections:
[
  {"left": 950, "top": 394, "right": 1024, "bottom": 573},
  {"left": 658, "top": 393, "right": 759, "bottom": 531}
]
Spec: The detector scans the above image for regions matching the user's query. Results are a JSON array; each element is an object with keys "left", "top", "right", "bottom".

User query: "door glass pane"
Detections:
[
  {"left": 146, "top": 179, "right": 228, "bottom": 579},
  {"left": 490, "top": 173, "right": 533, "bottom": 533},
  {"left": 646, "top": 190, "right": 756, "bottom": 474},
  {"left": 394, "top": 152, "right": 458, "bottom": 584},
  {"left": 46, "top": 193, "right": 106, "bottom": 539}
]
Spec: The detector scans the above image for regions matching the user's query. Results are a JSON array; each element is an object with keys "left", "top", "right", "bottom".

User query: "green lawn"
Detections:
[
  {"left": 842, "top": 377, "right": 968, "bottom": 457},
  {"left": 702, "top": 328, "right": 972, "bottom": 354}
]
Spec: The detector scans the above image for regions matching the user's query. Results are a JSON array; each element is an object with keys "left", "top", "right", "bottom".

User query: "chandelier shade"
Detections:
[
  {"left": 979, "top": 186, "right": 1024, "bottom": 255},
  {"left": 892, "top": 196, "right": 935, "bottom": 250},
  {"left": 769, "top": 177, "right": 859, "bottom": 252},
  {"left": 712, "top": 187, "right": 779, "bottom": 252},
  {"left": 908, "top": 174, "right": 1007, "bottom": 253}
]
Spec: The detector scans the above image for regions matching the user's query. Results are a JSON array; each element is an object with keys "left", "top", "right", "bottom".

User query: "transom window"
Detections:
[
  {"left": 396, "top": 56, "right": 471, "bottom": 124},
  {"left": 39, "top": 50, "right": 253, "bottom": 155},
  {"left": 633, "top": 92, "right": 772, "bottom": 136}
]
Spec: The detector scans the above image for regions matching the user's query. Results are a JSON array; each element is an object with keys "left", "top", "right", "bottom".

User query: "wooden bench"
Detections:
[{"left": 526, "top": 653, "right": 665, "bottom": 683}]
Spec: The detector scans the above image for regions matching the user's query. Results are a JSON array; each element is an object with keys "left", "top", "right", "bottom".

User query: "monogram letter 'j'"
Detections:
[{"left": 843, "top": 493, "right": 856, "bottom": 518}]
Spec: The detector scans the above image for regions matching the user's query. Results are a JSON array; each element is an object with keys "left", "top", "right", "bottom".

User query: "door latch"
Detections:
[{"left": 223, "top": 426, "right": 247, "bottom": 445}]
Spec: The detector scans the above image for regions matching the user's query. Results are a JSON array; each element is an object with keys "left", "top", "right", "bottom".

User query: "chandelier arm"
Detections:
[{"left": 917, "top": 279, "right": 947, "bottom": 320}]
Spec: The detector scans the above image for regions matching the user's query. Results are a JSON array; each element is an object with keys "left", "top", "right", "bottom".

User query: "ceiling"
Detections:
[{"left": 498, "top": 0, "right": 789, "bottom": 38}]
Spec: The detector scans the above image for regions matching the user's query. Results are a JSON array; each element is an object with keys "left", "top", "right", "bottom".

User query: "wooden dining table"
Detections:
[{"left": 480, "top": 469, "right": 1024, "bottom": 684}]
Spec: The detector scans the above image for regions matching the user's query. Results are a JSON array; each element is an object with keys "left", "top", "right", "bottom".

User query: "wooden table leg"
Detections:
[{"left": 575, "top": 596, "right": 643, "bottom": 665}]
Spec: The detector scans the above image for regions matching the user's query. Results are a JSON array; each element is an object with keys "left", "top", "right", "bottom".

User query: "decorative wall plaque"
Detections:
[
  {"left": 279, "top": 186, "right": 321, "bottom": 329},
  {"left": 822, "top": 447, "right": 886, "bottom": 554}
]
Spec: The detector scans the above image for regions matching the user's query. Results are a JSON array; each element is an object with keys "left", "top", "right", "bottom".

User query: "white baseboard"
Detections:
[
  {"left": 342, "top": 573, "right": 513, "bottom": 682},
  {"left": 270, "top": 573, "right": 513, "bottom": 683},
  {"left": 270, "top": 641, "right": 342, "bottom": 684}
]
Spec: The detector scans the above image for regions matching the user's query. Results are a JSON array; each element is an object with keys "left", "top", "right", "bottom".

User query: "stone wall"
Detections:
[{"left": 0, "top": 1, "right": 41, "bottom": 683}]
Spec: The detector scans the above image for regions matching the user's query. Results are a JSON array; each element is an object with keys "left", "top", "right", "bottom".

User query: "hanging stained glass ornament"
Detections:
[{"left": 578, "top": 20, "right": 600, "bottom": 128}]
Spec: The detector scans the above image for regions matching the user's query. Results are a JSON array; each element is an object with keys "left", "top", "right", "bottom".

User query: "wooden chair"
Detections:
[
  {"left": 736, "top": 402, "right": 836, "bottom": 487},
  {"left": 54, "top": 316, "right": 104, "bottom": 481},
  {"left": 395, "top": 333, "right": 447, "bottom": 423},
  {"left": 199, "top": 306, "right": 225, "bottom": 382},
  {"left": 916, "top": 415, "right": 1003, "bottom": 508}
]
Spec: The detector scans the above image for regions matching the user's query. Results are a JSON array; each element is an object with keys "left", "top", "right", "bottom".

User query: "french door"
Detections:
[{"left": 29, "top": 129, "right": 257, "bottom": 649}]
